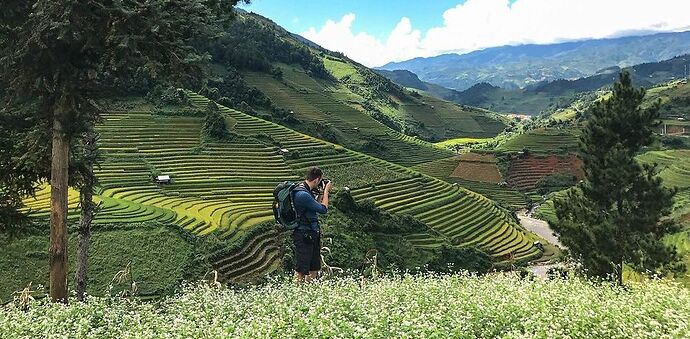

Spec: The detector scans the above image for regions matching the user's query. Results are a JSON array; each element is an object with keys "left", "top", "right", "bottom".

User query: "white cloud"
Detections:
[{"left": 300, "top": 0, "right": 690, "bottom": 67}]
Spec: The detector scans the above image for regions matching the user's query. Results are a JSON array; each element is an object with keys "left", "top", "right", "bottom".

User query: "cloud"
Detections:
[
  {"left": 301, "top": 14, "right": 422, "bottom": 67},
  {"left": 300, "top": 0, "right": 690, "bottom": 67}
]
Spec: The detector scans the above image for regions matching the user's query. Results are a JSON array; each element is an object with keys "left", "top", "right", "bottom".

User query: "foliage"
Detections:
[
  {"left": 319, "top": 163, "right": 412, "bottom": 189},
  {"left": 553, "top": 72, "right": 682, "bottom": 283},
  {"left": 535, "top": 173, "right": 578, "bottom": 195},
  {"left": 202, "top": 102, "right": 229, "bottom": 140},
  {"left": 3, "top": 275, "right": 690, "bottom": 338},
  {"left": 0, "top": 223, "right": 204, "bottom": 302},
  {"left": 209, "top": 13, "right": 331, "bottom": 79},
  {"left": 426, "top": 246, "right": 494, "bottom": 274}
]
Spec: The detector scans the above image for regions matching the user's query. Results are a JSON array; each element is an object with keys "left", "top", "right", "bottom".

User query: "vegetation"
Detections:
[
  {"left": 3, "top": 274, "right": 690, "bottom": 338},
  {"left": 553, "top": 72, "right": 682, "bottom": 283},
  {"left": 6, "top": 93, "right": 539, "bottom": 298},
  {"left": 1, "top": 0, "right": 248, "bottom": 303},
  {"left": 0, "top": 223, "right": 205, "bottom": 303}
]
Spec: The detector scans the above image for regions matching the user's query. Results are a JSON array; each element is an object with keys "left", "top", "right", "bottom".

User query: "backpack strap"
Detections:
[{"left": 291, "top": 182, "right": 316, "bottom": 227}]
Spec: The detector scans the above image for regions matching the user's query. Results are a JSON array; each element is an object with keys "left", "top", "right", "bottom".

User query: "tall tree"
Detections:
[
  {"left": 1, "top": 0, "right": 248, "bottom": 303},
  {"left": 553, "top": 72, "right": 682, "bottom": 284},
  {"left": 74, "top": 124, "right": 98, "bottom": 302}
]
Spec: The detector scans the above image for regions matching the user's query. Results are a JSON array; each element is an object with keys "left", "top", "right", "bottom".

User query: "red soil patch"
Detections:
[
  {"left": 450, "top": 153, "right": 502, "bottom": 183},
  {"left": 507, "top": 154, "right": 584, "bottom": 190}
]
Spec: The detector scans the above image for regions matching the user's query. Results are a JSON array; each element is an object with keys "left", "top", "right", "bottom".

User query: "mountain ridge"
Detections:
[{"left": 379, "top": 30, "right": 690, "bottom": 91}]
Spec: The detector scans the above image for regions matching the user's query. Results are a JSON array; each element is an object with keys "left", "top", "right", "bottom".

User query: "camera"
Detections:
[{"left": 314, "top": 178, "right": 331, "bottom": 194}]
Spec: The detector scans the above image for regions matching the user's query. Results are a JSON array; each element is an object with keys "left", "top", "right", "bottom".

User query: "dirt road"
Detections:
[{"left": 517, "top": 211, "right": 564, "bottom": 248}]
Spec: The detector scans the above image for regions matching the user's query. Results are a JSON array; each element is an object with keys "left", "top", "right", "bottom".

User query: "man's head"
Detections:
[{"left": 304, "top": 166, "right": 323, "bottom": 190}]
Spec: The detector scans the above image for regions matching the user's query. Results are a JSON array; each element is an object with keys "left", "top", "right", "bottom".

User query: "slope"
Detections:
[
  {"left": 22, "top": 93, "right": 540, "bottom": 278},
  {"left": 202, "top": 11, "right": 508, "bottom": 162}
]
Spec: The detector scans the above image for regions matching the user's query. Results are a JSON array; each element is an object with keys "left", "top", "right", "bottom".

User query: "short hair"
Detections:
[{"left": 305, "top": 166, "right": 323, "bottom": 181}]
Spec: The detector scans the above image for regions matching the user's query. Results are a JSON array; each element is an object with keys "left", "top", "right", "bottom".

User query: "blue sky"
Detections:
[
  {"left": 240, "top": 0, "right": 690, "bottom": 67},
  {"left": 240, "top": 1, "right": 497, "bottom": 40}
]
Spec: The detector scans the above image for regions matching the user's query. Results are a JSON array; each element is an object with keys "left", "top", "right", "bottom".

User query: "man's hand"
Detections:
[{"left": 324, "top": 180, "right": 333, "bottom": 193}]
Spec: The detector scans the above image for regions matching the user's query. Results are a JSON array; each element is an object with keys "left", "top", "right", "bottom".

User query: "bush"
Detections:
[
  {"left": 202, "top": 102, "right": 229, "bottom": 140},
  {"left": 427, "top": 246, "right": 494, "bottom": 274}
]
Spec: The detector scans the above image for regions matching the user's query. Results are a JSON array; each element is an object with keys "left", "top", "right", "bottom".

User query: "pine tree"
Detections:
[{"left": 553, "top": 71, "right": 682, "bottom": 284}]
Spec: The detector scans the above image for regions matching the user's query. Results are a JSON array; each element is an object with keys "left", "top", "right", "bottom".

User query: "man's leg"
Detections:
[
  {"left": 294, "top": 271, "right": 306, "bottom": 283},
  {"left": 306, "top": 271, "right": 318, "bottom": 282},
  {"left": 305, "top": 232, "right": 321, "bottom": 282},
  {"left": 293, "top": 231, "right": 310, "bottom": 283}
]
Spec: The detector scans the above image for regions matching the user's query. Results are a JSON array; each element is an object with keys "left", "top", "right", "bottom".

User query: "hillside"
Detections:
[
  {"left": 379, "top": 31, "right": 690, "bottom": 91},
  {"left": 203, "top": 11, "right": 508, "bottom": 166},
  {"left": 6, "top": 92, "right": 540, "bottom": 299}
]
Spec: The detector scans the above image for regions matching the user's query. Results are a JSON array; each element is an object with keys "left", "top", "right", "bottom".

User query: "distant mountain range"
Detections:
[
  {"left": 377, "top": 54, "right": 690, "bottom": 115},
  {"left": 378, "top": 31, "right": 690, "bottom": 91}
]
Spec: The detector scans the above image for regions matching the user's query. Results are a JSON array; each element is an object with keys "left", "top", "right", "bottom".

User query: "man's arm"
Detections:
[
  {"left": 298, "top": 190, "right": 327, "bottom": 214},
  {"left": 318, "top": 181, "right": 333, "bottom": 211}
]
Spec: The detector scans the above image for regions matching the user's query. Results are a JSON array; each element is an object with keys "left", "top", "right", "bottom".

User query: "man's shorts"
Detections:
[{"left": 293, "top": 229, "right": 321, "bottom": 275}]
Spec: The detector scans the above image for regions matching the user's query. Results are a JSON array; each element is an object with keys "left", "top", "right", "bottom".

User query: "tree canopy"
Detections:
[{"left": 553, "top": 71, "right": 682, "bottom": 283}]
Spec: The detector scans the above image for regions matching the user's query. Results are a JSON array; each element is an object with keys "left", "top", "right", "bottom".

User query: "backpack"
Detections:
[{"left": 272, "top": 181, "right": 310, "bottom": 230}]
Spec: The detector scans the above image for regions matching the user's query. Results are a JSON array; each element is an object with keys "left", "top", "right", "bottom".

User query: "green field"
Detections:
[
  {"left": 412, "top": 156, "right": 527, "bottom": 211},
  {"left": 3, "top": 274, "right": 689, "bottom": 338}
]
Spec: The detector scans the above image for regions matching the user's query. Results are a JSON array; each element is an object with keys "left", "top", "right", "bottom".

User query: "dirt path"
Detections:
[
  {"left": 517, "top": 210, "right": 566, "bottom": 278},
  {"left": 517, "top": 211, "right": 564, "bottom": 248}
]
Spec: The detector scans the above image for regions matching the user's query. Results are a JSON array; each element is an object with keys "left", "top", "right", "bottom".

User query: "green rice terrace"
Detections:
[
  {"left": 497, "top": 128, "right": 580, "bottom": 153},
  {"left": 241, "top": 59, "right": 508, "bottom": 167},
  {"left": 19, "top": 93, "right": 540, "bottom": 290}
]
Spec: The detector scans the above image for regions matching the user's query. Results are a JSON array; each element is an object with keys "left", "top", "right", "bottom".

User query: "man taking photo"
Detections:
[{"left": 292, "top": 166, "right": 332, "bottom": 283}]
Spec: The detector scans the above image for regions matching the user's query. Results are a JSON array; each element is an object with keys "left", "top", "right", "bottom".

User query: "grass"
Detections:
[
  {"left": 0, "top": 223, "right": 201, "bottom": 303},
  {"left": 435, "top": 137, "right": 491, "bottom": 148},
  {"left": 3, "top": 274, "right": 690, "bottom": 338},
  {"left": 242, "top": 66, "right": 454, "bottom": 166}
]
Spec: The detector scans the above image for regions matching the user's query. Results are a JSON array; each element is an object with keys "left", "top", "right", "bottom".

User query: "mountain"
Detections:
[
  {"left": 379, "top": 31, "right": 690, "bottom": 91},
  {"left": 374, "top": 69, "right": 460, "bottom": 99},
  {"left": 204, "top": 11, "right": 509, "bottom": 156},
  {"left": 378, "top": 55, "right": 690, "bottom": 115}
]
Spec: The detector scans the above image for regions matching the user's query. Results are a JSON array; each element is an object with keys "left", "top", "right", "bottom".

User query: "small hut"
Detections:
[{"left": 155, "top": 175, "right": 171, "bottom": 184}]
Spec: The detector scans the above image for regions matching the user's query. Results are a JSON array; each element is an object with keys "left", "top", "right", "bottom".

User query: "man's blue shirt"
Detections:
[{"left": 293, "top": 189, "right": 327, "bottom": 232}]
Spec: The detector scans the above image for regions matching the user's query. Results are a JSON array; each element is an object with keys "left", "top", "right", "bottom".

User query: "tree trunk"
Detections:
[
  {"left": 75, "top": 126, "right": 97, "bottom": 302},
  {"left": 49, "top": 113, "right": 69, "bottom": 303}
]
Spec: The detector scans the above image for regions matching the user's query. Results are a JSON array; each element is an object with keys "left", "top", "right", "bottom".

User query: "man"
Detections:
[{"left": 292, "top": 166, "right": 332, "bottom": 282}]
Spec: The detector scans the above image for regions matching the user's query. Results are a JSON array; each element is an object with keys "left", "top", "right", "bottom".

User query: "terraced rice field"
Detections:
[
  {"left": 24, "top": 93, "right": 540, "bottom": 281},
  {"left": 411, "top": 156, "right": 463, "bottom": 179},
  {"left": 450, "top": 153, "right": 503, "bottom": 183},
  {"left": 498, "top": 128, "right": 579, "bottom": 153},
  {"left": 507, "top": 154, "right": 584, "bottom": 190},
  {"left": 412, "top": 155, "right": 526, "bottom": 210},
  {"left": 450, "top": 180, "right": 527, "bottom": 211},
  {"left": 242, "top": 68, "right": 453, "bottom": 167},
  {"left": 637, "top": 150, "right": 690, "bottom": 189}
]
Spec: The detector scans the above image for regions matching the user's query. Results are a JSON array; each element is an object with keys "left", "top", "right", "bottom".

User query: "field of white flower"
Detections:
[{"left": 2, "top": 273, "right": 689, "bottom": 338}]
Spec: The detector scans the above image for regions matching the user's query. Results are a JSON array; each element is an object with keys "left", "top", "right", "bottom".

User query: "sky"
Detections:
[{"left": 240, "top": 0, "right": 690, "bottom": 67}]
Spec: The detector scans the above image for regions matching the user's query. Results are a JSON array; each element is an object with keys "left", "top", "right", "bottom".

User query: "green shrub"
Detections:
[
  {"left": 427, "top": 246, "right": 494, "bottom": 274},
  {"left": 202, "top": 102, "right": 229, "bottom": 140}
]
